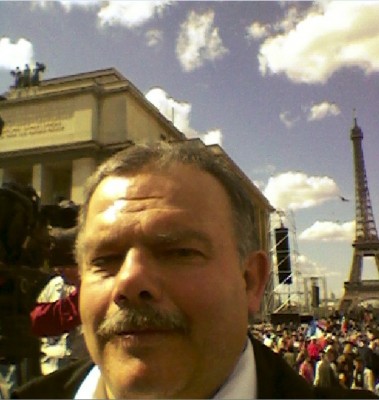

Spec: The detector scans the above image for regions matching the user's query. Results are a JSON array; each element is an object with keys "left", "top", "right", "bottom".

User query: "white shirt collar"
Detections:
[
  {"left": 74, "top": 365, "right": 100, "bottom": 399},
  {"left": 213, "top": 338, "right": 257, "bottom": 399},
  {"left": 74, "top": 337, "right": 256, "bottom": 399}
]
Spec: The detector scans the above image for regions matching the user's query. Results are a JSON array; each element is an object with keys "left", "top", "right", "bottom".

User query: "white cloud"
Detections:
[
  {"left": 201, "top": 129, "right": 222, "bottom": 146},
  {"left": 263, "top": 171, "right": 339, "bottom": 210},
  {"left": 246, "top": 6, "right": 304, "bottom": 41},
  {"left": 246, "top": 22, "right": 269, "bottom": 40},
  {"left": 253, "top": 164, "right": 277, "bottom": 177},
  {"left": 145, "top": 29, "right": 163, "bottom": 47},
  {"left": 299, "top": 220, "right": 355, "bottom": 241},
  {"left": 145, "top": 87, "right": 191, "bottom": 130},
  {"left": 176, "top": 10, "right": 228, "bottom": 72},
  {"left": 59, "top": 0, "right": 100, "bottom": 12},
  {"left": 279, "top": 110, "right": 299, "bottom": 129},
  {"left": 98, "top": 1, "right": 173, "bottom": 28},
  {"left": 32, "top": 0, "right": 173, "bottom": 26},
  {"left": 258, "top": 1, "right": 379, "bottom": 84},
  {"left": 296, "top": 254, "right": 341, "bottom": 278},
  {"left": 145, "top": 87, "right": 222, "bottom": 145},
  {"left": 275, "top": 5, "right": 304, "bottom": 34},
  {"left": 0, "top": 38, "right": 34, "bottom": 70},
  {"left": 32, "top": 0, "right": 100, "bottom": 12},
  {"left": 297, "top": 254, "right": 323, "bottom": 275},
  {"left": 307, "top": 101, "right": 340, "bottom": 121}
]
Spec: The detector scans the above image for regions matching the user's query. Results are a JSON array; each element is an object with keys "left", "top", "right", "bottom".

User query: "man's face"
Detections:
[{"left": 79, "top": 163, "right": 266, "bottom": 399}]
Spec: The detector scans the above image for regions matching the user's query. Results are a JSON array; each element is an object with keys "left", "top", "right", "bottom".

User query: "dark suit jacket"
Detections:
[{"left": 11, "top": 337, "right": 378, "bottom": 399}]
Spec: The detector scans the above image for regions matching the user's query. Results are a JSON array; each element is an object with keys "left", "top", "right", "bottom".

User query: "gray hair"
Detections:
[{"left": 76, "top": 140, "right": 258, "bottom": 264}]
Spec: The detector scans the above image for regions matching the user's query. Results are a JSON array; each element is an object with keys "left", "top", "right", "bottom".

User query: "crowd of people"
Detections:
[{"left": 251, "top": 311, "right": 379, "bottom": 394}]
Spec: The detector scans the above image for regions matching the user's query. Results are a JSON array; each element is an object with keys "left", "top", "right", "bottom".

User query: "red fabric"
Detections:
[
  {"left": 341, "top": 318, "right": 348, "bottom": 334},
  {"left": 299, "top": 361, "right": 314, "bottom": 384},
  {"left": 30, "top": 287, "right": 81, "bottom": 337},
  {"left": 318, "top": 335, "right": 327, "bottom": 350},
  {"left": 307, "top": 341, "right": 321, "bottom": 361}
]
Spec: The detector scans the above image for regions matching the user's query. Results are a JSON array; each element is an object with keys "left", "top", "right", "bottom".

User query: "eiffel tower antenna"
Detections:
[{"left": 339, "top": 117, "right": 379, "bottom": 313}]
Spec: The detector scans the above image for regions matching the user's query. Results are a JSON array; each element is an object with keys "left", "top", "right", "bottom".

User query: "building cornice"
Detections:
[
  {"left": 0, "top": 140, "right": 99, "bottom": 159},
  {"left": 0, "top": 140, "right": 134, "bottom": 161}
]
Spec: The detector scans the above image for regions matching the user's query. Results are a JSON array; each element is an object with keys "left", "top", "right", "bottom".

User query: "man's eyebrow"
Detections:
[
  {"left": 81, "top": 229, "right": 214, "bottom": 254},
  {"left": 80, "top": 236, "right": 115, "bottom": 256},
  {"left": 153, "top": 230, "right": 213, "bottom": 248}
]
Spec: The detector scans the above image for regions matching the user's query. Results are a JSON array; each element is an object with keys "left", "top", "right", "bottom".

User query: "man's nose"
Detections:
[{"left": 112, "top": 248, "right": 162, "bottom": 307}]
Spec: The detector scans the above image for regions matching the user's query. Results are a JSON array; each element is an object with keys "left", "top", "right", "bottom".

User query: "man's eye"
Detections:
[
  {"left": 90, "top": 255, "right": 123, "bottom": 267},
  {"left": 174, "top": 248, "right": 198, "bottom": 256},
  {"left": 163, "top": 248, "right": 203, "bottom": 259}
]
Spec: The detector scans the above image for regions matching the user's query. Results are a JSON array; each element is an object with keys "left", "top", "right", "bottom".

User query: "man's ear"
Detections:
[{"left": 243, "top": 250, "right": 269, "bottom": 315}]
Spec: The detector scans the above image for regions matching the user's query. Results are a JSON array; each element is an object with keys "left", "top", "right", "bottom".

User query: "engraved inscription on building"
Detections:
[
  {"left": 1, "top": 101, "right": 72, "bottom": 139},
  {"left": 4, "top": 121, "right": 66, "bottom": 138}
]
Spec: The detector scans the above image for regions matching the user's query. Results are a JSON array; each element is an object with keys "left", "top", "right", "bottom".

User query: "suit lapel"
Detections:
[
  {"left": 250, "top": 334, "right": 314, "bottom": 399},
  {"left": 251, "top": 336, "right": 280, "bottom": 398}
]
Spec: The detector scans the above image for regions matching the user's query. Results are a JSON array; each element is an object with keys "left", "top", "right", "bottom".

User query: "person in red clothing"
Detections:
[
  {"left": 307, "top": 336, "right": 321, "bottom": 369},
  {"left": 31, "top": 230, "right": 80, "bottom": 331},
  {"left": 342, "top": 317, "right": 349, "bottom": 335},
  {"left": 299, "top": 354, "right": 315, "bottom": 384},
  {"left": 30, "top": 285, "right": 80, "bottom": 337},
  {"left": 29, "top": 228, "right": 87, "bottom": 375}
]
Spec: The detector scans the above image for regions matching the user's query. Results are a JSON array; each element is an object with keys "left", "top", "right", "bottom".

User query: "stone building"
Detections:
[{"left": 0, "top": 68, "right": 186, "bottom": 204}]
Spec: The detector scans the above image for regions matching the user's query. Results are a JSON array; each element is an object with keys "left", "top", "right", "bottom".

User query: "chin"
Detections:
[
  {"left": 106, "top": 370, "right": 188, "bottom": 399},
  {"left": 102, "top": 346, "right": 192, "bottom": 399}
]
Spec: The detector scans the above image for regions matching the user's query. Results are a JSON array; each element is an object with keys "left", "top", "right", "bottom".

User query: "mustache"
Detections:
[{"left": 96, "top": 305, "right": 189, "bottom": 341}]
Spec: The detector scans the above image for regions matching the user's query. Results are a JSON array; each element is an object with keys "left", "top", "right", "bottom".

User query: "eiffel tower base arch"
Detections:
[
  {"left": 339, "top": 279, "right": 379, "bottom": 315},
  {"left": 339, "top": 246, "right": 379, "bottom": 315}
]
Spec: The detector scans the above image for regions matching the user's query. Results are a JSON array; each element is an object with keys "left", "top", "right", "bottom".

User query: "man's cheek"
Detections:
[{"left": 80, "top": 285, "right": 106, "bottom": 326}]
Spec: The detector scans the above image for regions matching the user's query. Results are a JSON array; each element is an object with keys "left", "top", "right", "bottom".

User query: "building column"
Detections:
[
  {"left": 0, "top": 168, "right": 16, "bottom": 185},
  {"left": 0, "top": 168, "right": 4, "bottom": 185},
  {"left": 71, "top": 157, "right": 96, "bottom": 204},
  {"left": 33, "top": 163, "right": 53, "bottom": 204}
]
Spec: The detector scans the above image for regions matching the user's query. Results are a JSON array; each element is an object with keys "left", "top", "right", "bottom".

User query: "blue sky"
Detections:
[{"left": 1, "top": 1, "right": 379, "bottom": 299}]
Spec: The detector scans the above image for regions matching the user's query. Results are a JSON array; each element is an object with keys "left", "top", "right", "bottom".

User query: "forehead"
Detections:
[{"left": 85, "top": 163, "right": 234, "bottom": 231}]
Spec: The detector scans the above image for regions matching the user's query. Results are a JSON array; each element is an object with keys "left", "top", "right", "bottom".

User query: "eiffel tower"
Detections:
[{"left": 339, "top": 118, "right": 379, "bottom": 313}]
